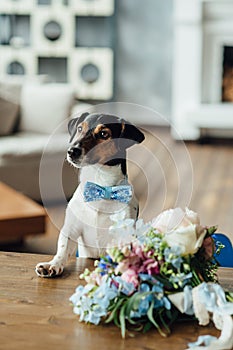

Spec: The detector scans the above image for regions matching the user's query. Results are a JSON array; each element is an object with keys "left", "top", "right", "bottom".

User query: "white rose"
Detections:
[
  {"left": 152, "top": 207, "right": 206, "bottom": 255},
  {"left": 185, "top": 207, "right": 200, "bottom": 225}
]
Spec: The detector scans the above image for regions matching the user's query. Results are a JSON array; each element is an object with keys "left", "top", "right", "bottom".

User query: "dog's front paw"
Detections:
[{"left": 35, "top": 261, "right": 64, "bottom": 278}]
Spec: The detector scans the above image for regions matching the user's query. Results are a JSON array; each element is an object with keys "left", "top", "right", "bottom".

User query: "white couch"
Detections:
[{"left": 0, "top": 76, "right": 90, "bottom": 202}]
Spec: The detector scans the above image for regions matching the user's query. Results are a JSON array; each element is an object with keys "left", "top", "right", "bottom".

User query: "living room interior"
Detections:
[
  {"left": 0, "top": 0, "right": 233, "bottom": 257},
  {"left": 1, "top": 1, "right": 233, "bottom": 349}
]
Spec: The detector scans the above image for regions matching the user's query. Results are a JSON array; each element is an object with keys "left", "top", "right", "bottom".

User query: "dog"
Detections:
[{"left": 36, "top": 112, "right": 145, "bottom": 277}]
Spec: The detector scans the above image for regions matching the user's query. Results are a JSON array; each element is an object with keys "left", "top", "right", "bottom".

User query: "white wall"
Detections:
[{"left": 115, "top": 0, "right": 173, "bottom": 124}]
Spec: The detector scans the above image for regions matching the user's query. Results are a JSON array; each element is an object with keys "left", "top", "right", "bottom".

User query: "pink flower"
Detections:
[
  {"left": 139, "top": 259, "right": 160, "bottom": 275},
  {"left": 121, "top": 268, "right": 139, "bottom": 288},
  {"left": 143, "top": 249, "right": 155, "bottom": 259},
  {"left": 115, "top": 255, "right": 140, "bottom": 275},
  {"left": 86, "top": 271, "right": 103, "bottom": 286},
  {"left": 131, "top": 243, "right": 145, "bottom": 259}
]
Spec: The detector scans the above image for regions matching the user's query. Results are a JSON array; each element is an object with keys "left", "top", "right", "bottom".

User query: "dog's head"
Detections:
[{"left": 67, "top": 112, "right": 145, "bottom": 168}]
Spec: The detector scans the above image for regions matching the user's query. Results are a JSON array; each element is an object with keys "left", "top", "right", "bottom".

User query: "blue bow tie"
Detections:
[{"left": 83, "top": 181, "right": 132, "bottom": 204}]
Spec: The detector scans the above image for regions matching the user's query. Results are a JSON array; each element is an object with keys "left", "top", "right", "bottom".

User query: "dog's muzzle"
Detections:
[
  {"left": 67, "top": 146, "right": 84, "bottom": 167},
  {"left": 67, "top": 146, "right": 82, "bottom": 160}
]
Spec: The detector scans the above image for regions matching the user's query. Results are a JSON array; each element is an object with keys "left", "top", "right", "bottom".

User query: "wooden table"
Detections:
[
  {"left": 0, "top": 182, "right": 46, "bottom": 243},
  {"left": 1, "top": 252, "right": 232, "bottom": 350}
]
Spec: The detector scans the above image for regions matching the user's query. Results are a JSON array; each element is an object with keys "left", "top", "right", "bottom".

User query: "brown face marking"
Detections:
[
  {"left": 121, "top": 122, "right": 125, "bottom": 136},
  {"left": 89, "top": 139, "right": 118, "bottom": 164},
  {"left": 93, "top": 124, "right": 104, "bottom": 134},
  {"left": 77, "top": 123, "right": 117, "bottom": 164},
  {"left": 68, "top": 119, "right": 121, "bottom": 165},
  {"left": 93, "top": 124, "right": 112, "bottom": 142},
  {"left": 73, "top": 121, "right": 89, "bottom": 143}
]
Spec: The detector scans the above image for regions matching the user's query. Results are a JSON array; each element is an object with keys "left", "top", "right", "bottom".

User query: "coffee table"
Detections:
[
  {"left": 1, "top": 252, "right": 232, "bottom": 350},
  {"left": 0, "top": 182, "right": 46, "bottom": 243}
]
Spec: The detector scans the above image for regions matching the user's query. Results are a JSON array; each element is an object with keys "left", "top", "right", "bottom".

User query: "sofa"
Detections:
[{"left": 0, "top": 75, "right": 91, "bottom": 203}]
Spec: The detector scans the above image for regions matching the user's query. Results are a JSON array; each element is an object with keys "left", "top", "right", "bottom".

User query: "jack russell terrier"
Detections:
[{"left": 36, "top": 112, "right": 145, "bottom": 277}]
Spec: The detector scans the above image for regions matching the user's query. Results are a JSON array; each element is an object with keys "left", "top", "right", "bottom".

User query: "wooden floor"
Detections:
[{"left": 2, "top": 126, "right": 233, "bottom": 255}]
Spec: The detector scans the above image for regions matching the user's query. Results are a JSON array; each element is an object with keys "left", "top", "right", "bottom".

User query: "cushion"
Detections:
[
  {"left": 0, "top": 75, "right": 51, "bottom": 135},
  {"left": 0, "top": 75, "right": 50, "bottom": 104},
  {"left": 0, "top": 132, "right": 69, "bottom": 163},
  {"left": 0, "top": 95, "right": 19, "bottom": 136},
  {"left": 20, "top": 83, "right": 75, "bottom": 134}
]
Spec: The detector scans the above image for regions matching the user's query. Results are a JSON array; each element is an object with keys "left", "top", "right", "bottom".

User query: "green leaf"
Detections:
[
  {"left": 143, "top": 321, "right": 153, "bottom": 333},
  {"left": 129, "top": 323, "right": 144, "bottom": 332},
  {"left": 154, "top": 276, "right": 168, "bottom": 286},
  {"left": 124, "top": 292, "right": 140, "bottom": 316},
  {"left": 113, "top": 310, "right": 121, "bottom": 328},
  {"left": 165, "top": 308, "right": 179, "bottom": 325},
  {"left": 125, "top": 316, "right": 138, "bottom": 325},
  {"left": 158, "top": 309, "right": 170, "bottom": 335},
  {"left": 125, "top": 291, "right": 151, "bottom": 318},
  {"left": 105, "top": 298, "right": 125, "bottom": 324},
  {"left": 206, "top": 225, "right": 218, "bottom": 235},
  {"left": 226, "top": 291, "right": 233, "bottom": 303},
  {"left": 119, "top": 303, "right": 127, "bottom": 338},
  {"left": 147, "top": 301, "right": 166, "bottom": 337}
]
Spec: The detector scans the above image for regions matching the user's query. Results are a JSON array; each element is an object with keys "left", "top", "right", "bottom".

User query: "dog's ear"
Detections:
[
  {"left": 68, "top": 112, "right": 89, "bottom": 142},
  {"left": 118, "top": 119, "right": 145, "bottom": 149}
]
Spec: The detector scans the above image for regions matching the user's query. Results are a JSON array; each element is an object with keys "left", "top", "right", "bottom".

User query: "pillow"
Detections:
[
  {"left": 0, "top": 74, "right": 50, "bottom": 104},
  {"left": 0, "top": 95, "right": 19, "bottom": 136},
  {"left": 20, "top": 83, "right": 75, "bottom": 134}
]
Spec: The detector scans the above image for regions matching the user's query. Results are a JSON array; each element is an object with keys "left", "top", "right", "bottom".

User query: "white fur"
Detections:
[{"left": 35, "top": 164, "right": 138, "bottom": 277}]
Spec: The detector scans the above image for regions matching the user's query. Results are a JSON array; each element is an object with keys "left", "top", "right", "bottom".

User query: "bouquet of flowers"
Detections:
[{"left": 70, "top": 208, "right": 233, "bottom": 350}]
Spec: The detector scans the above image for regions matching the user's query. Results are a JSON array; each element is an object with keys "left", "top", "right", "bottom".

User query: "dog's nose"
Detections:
[{"left": 68, "top": 147, "right": 82, "bottom": 159}]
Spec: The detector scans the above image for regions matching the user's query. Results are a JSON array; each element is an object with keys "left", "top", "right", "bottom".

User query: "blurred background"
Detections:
[
  {"left": 0, "top": 0, "right": 173, "bottom": 123},
  {"left": 0, "top": 0, "right": 233, "bottom": 257}
]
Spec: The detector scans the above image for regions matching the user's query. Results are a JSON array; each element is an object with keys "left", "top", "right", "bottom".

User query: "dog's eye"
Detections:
[
  {"left": 77, "top": 126, "right": 82, "bottom": 133},
  {"left": 99, "top": 130, "right": 110, "bottom": 139}
]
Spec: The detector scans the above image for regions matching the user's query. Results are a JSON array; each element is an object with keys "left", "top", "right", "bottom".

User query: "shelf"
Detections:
[{"left": 0, "top": 0, "right": 115, "bottom": 101}]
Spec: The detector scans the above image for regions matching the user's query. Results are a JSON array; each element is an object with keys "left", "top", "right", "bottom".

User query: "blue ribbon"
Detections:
[{"left": 83, "top": 181, "right": 132, "bottom": 204}]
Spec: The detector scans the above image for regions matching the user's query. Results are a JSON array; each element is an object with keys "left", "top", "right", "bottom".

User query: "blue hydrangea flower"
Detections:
[
  {"left": 130, "top": 281, "right": 171, "bottom": 319},
  {"left": 151, "top": 284, "right": 171, "bottom": 310},
  {"left": 139, "top": 273, "right": 163, "bottom": 288},
  {"left": 112, "top": 276, "right": 136, "bottom": 296},
  {"left": 130, "top": 298, "right": 150, "bottom": 318},
  {"left": 164, "top": 246, "right": 183, "bottom": 269},
  {"left": 92, "top": 281, "right": 118, "bottom": 309},
  {"left": 97, "top": 255, "right": 117, "bottom": 276},
  {"left": 140, "top": 231, "right": 163, "bottom": 249},
  {"left": 131, "top": 283, "right": 153, "bottom": 317},
  {"left": 70, "top": 280, "right": 118, "bottom": 325},
  {"left": 135, "top": 219, "right": 151, "bottom": 239},
  {"left": 86, "top": 304, "right": 108, "bottom": 325},
  {"left": 139, "top": 274, "right": 171, "bottom": 309},
  {"left": 109, "top": 211, "right": 135, "bottom": 237},
  {"left": 70, "top": 284, "right": 94, "bottom": 306},
  {"left": 139, "top": 283, "right": 151, "bottom": 293},
  {"left": 169, "top": 272, "right": 193, "bottom": 287}
]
